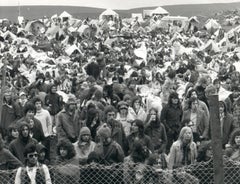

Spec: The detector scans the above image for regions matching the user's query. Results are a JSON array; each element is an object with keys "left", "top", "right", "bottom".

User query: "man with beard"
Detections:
[
  {"left": 56, "top": 94, "right": 81, "bottom": 143},
  {"left": 9, "top": 121, "right": 38, "bottom": 163}
]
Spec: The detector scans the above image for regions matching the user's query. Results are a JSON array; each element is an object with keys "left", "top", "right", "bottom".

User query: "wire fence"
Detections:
[{"left": 1, "top": 159, "right": 240, "bottom": 184}]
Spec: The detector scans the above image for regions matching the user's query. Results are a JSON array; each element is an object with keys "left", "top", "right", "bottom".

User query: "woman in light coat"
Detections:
[{"left": 167, "top": 126, "right": 197, "bottom": 170}]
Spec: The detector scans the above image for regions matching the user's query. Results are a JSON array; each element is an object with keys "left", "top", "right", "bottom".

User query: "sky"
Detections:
[{"left": 1, "top": 0, "right": 240, "bottom": 9}]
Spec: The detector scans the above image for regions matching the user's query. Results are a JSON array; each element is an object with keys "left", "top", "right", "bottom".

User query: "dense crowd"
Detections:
[{"left": 1, "top": 9, "right": 240, "bottom": 183}]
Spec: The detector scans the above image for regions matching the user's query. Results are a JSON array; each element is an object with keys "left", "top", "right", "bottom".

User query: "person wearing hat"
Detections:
[
  {"left": 73, "top": 127, "right": 96, "bottom": 164},
  {"left": 92, "top": 124, "right": 124, "bottom": 165},
  {"left": 14, "top": 91, "right": 28, "bottom": 120},
  {"left": 14, "top": 143, "right": 52, "bottom": 184},
  {"left": 9, "top": 121, "right": 38, "bottom": 163},
  {"left": 116, "top": 101, "right": 134, "bottom": 136},
  {"left": 56, "top": 94, "right": 81, "bottom": 143}
]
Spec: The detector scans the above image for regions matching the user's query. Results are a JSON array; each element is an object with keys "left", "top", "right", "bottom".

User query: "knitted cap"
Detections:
[
  {"left": 97, "top": 124, "right": 111, "bottom": 138},
  {"left": 80, "top": 127, "right": 91, "bottom": 136}
]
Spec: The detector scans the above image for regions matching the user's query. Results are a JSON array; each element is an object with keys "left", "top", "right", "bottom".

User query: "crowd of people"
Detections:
[{"left": 1, "top": 8, "right": 240, "bottom": 183}]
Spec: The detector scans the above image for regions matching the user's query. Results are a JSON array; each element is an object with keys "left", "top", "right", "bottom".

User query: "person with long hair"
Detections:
[
  {"left": 84, "top": 107, "right": 102, "bottom": 140},
  {"left": 182, "top": 97, "right": 209, "bottom": 142},
  {"left": 168, "top": 126, "right": 197, "bottom": 170},
  {"left": 225, "top": 129, "right": 240, "bottom": 161},
  {"left": 128, "top": 96, "right": 147, "bottom": 122},
  {"left": 145, "top": 108, "right": 167, "bottom": 154},
  {"left": 55, "top": 139, "right": 77, "bottom": 165},
  {"left": 160, "top": 92, "right": 183, "bottom": 152},
  {"left": 125, "top": 119, "right": 153, "bottom": 156}
]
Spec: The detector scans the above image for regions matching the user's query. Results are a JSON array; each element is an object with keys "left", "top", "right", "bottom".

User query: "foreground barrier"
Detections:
[{"left": 1, "top": 159, "right": 240, "bottom": 184}]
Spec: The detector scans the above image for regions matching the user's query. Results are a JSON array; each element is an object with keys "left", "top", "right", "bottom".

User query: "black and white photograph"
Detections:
[{"left": 1, "top": 0, "right": 240, "bottom": 183}]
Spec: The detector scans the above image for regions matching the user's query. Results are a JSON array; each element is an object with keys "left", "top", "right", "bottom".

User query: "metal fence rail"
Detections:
[{"left": 1, "top": 160, "right": 240, "bottom": 184}]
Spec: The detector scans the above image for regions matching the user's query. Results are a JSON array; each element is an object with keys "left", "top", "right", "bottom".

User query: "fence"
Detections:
[{"left": 1, "top": 159, "right": 240, "bottom": 184}]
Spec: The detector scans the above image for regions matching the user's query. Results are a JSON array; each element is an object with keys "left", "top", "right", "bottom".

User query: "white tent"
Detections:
[
  {"left": 59, "top": 11, "right": 72, "bottom": 20},
  {"left": 150, "top": 7, "right": 169, "bottom": 16},
  {"left": 204, "top": 19, "right": 221, "bottom": 31},
  {"left": 99, "top": 9, "right": 119, "bottom": 21}
]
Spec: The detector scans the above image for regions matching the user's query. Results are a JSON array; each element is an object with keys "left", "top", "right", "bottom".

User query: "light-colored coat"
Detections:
[{"left": 167, "top": 140, "right": 197, "bottom": 170}]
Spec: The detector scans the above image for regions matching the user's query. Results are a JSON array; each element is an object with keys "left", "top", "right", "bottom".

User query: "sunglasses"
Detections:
[{"left": 27, "top": 153, "right": 38, "bottom": 158}]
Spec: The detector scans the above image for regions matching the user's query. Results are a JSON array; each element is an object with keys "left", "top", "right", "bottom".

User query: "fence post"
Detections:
[
  {"left": 208, "top": 95, "right": 224, "bottom": 184},
  {"left": 0, "top": 57, "right": 7, "bottom": 125}
]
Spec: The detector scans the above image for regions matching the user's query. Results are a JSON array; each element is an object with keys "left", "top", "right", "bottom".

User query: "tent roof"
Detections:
[
  {"left": 151, "top": 7, "right": 169, "bottom": 15},
  {"left": 99, "top": 9, "right": 119, "bottom": 20},
  {"left": 59, "top": 11, "right": 72, "bottom": 18}
]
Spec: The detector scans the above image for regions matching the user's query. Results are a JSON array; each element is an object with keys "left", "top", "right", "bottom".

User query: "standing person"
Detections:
[
  {"left": 33, "top": 97, "right": 53, "bottom": 138},
  {"left": 16, "top": 103, "right": 45, "bottom": 143},
  {"left": 99, "top": 105, "right": 126, "bottom": 151},
  {"left": 182, "top": 97, "right": 209, "bottom": 142},
  {"left": 92, "top": 124, "right": 124, "bottom": 165},
  {"left": 145, "top": 108, "right": 167, "bottom": 154},
  {"left": 45, "top": 84, "right": 63, "bottom": 127},
  {"left": 1, "top": 89, "right": 18, "bottom": 138},
  {"left": 9, "top": 122, "right": 38, "bottom": 164},
  {"left": 160, "top": 92, "right": 183, "bottom": 152},
  {"left": 168, "top": 126, "right": 197, "bottom": 170},
  {"left": 56, "top": 94, "right": 81, "bottom": 143},
  {"left": 218, "top": 101, "right": 235, "bottom": 149},
  {"left": 73, "top": 127, "right": 96, "bottom": 164},
  {"left": 14, "top": 91, "right": 28, "bottom": 120},
  {"left": 128, "top": 96, "right": 147, "bottom": 122},
  {"left": 116, "top": 101, "right": 134, "bottom": 137},
  {"left": 125, "top": 119, "right": 153, "bottom": 156},
  {"left": 14, "top": 143, "right": 52, "bottom": 184},
  {"left": 33, "top": 97, "right": 53, "bottom": 160},
  {"left": 83, "top": 107, "right": 102, "bottom": 140}
]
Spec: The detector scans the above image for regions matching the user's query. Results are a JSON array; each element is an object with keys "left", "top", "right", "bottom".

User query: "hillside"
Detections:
[{"left": 0, "top": 2, "right": 240, "bottom": 22}]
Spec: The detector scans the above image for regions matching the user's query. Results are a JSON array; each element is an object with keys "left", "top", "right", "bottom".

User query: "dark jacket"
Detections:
[
  {"left": 45, "top": 91, "right": 63, "bottom": 116},
  {"left": 160, "top": 104, "right": 182, "bottom": 131},
  {"left": 9, "top": 136, "right": 37, "bottom": 163},
  {"left": 126, "top": 134, "right": 153, "bottom": 155},
  {"left": 145, "top": 122, "right": 167, "bottom": 153},
  {"left": 56, "top": 109, "right": 81, "bottom": 143},
  {"left": 17, "top": 117, "right": 45, "bottom": 143},
  {"left": 0, "top": 148, "right": 23, "bottom": 170},
  {"left": 93, "top": 141, "right": 124, "bottom": 165}
]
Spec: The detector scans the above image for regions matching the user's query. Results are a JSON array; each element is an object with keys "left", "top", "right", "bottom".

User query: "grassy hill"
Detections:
[{"left": 0, "top": 2, "right": 240, "bottom": 22}]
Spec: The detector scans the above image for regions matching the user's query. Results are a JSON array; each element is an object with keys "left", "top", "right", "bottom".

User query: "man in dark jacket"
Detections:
[{"left": 45, "top": 84, "right": 63, "bottom": 125}]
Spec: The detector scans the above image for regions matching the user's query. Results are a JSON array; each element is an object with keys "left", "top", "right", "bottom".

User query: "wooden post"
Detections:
[
  {"left": 208, "top": 95, "right": 224, "bottom": 184},
  {"left": 0, "top": 58, "right": 7, "bottom": 123}
]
